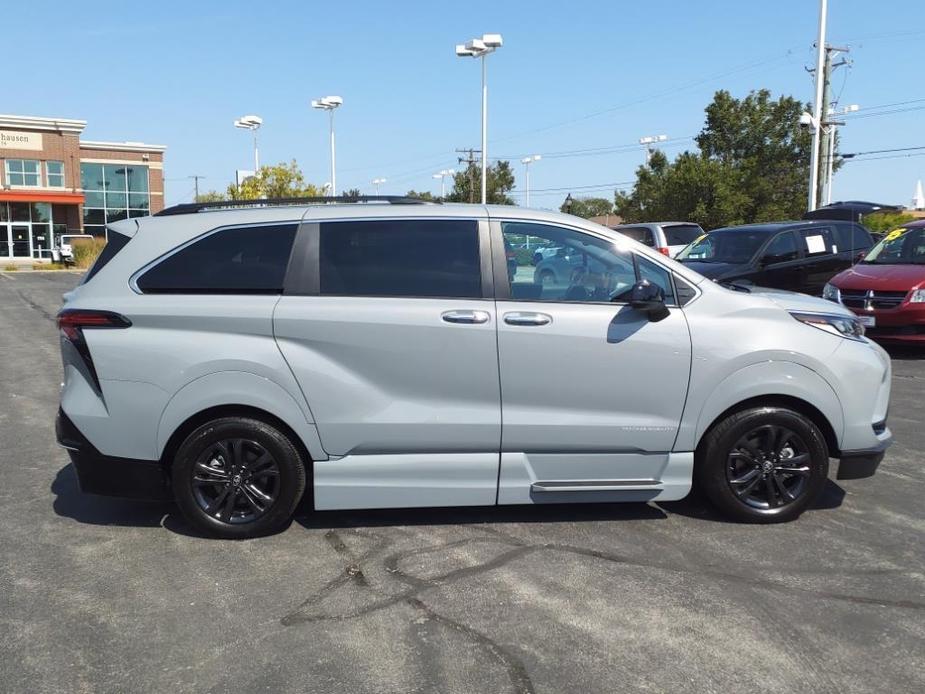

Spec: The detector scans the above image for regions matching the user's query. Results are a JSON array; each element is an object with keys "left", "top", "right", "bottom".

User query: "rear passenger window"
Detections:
[
  {"left": 618, "top": 227, "right": 655, "bottom": 247},
  {"left": 136, "top": 223, "right": 296, "bottom": 294},
  {"left": 319, "top": 220, "right": 481, "bottom": 298},
  {"left": 800, "top": 227, "right": 836, "bottom": 257}
]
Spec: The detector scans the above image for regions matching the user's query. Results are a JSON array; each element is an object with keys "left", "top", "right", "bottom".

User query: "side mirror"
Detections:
[
  {"left": 855, "top": 250, "right": 866, "bottom": 263},
  {"left": 628, "top": 279, "right": 669, "bottom": 321}
]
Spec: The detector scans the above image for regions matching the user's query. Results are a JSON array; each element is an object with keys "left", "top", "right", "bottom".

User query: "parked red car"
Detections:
[{"left": 824, "top": 219, "right": 925, "bottom": 344}]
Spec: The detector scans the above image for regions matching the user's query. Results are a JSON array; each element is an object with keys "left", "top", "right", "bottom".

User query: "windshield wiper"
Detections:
[{"left": 717, "top": 279, "right": 751, "bottom": 293}]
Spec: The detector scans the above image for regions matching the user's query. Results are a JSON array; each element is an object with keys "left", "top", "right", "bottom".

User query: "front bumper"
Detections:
[
  {"left": 56, "top": 408, "right": 171, "bottom": 501},
  {"left": 836, "top": 433, "right": 892, "bottom": 480},
  {"left": 852, "top": 305, "right": 925, "bottom": 343}
]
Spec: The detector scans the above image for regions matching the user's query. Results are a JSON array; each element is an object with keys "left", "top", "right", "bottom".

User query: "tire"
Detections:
[
  {"left": 171, "top": 417, "right": 307, "bottom": 539},
  {"left": 539, "top": 269, "right": 555, "bottom": 285},
  {"left": 695, "top": 406, "right": 829, "bottom": 523}
]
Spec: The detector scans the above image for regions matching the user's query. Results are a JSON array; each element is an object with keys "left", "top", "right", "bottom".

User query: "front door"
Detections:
[
  {"left": 10, "top": 225, "right": 31, "bottom": 258},
  {"left": 755, "top": 230, "right": 803, "bottom": 291},
  {"left": 274, "top": 217, "right": 502, "bottom": 510},
  {"left": 493, "top": 220, "right": 692, "bottom": 501}
]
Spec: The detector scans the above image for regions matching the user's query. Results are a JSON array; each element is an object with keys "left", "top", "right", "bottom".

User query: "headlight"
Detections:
[
  {"left": 822, "top": 283, "right": 841, "bottom": 303},
  {"left": 790, "top": 311, "right": 865, "bottom": 340},
  {"left": 910, "top": 289, "right": 925, "bottom": 303}
]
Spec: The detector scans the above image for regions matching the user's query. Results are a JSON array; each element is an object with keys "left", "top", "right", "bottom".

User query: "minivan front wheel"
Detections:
[
  {"left": 172, "top": 417, "right": 306, "bottom": 538},
  {"left": 696, "top": 407, "right": 829, "bottom": 523}
]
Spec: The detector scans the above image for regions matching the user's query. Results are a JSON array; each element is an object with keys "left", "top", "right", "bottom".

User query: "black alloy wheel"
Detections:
[
  {"left": 192, "top": 439, "right": 281, "bottom": 524},
  {"left": 696, "top": 406, "right": 829, "bottom": 523},
  {"left": 726, "top": 424, "right": 810, "bottom": 510}
]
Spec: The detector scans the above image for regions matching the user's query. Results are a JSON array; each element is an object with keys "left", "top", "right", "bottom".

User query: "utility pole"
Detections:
[
  {"left": 456, "top": 148, "right": 480, "bottom": 203},
  {"left": 188, "top": 175, "right": 205, "bottom": 201},
  {"left": 817, "top": 45, "right": 851, "bottom": 206}
]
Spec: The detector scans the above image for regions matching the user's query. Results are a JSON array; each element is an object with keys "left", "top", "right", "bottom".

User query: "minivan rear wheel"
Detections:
[
  {"left": 696, "top": 406, "right": 829, "bottom": 523},
  {"left": 172, "top": 417, "right": 306, "bottom": 538}
]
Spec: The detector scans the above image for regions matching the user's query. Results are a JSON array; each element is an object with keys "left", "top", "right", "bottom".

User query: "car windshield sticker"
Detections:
[
  {"left": 884, "top": 228, "right": 906, "bottom": 242},
  {"left": 805, "top": 234, "right": 826, "bottom": 254}
]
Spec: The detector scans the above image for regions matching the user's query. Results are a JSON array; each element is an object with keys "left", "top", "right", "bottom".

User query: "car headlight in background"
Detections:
[
  {"left": 822, "top": 283, "right": 841, "bottom": 303},
  {"left": 909, "top": 289, "right": 925, "bottom": 303},
  {"left": 790, "top": 312, "right": 866, "bottom": 340}
]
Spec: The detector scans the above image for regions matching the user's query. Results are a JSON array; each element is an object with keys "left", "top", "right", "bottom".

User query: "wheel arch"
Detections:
[
  {"left": 695, "top": 394, "right": 840, "bottom": 460},
  {"left": 159, "top": 404, "right": 314, "bottom": 475}
]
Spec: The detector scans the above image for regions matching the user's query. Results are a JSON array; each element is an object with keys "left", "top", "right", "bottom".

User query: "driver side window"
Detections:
[
  {"left": 501, "top": 222, "right": 636, "bottom": 303},
  {"left": 762, "top": 231, "right": 799, "bottom": 265}
]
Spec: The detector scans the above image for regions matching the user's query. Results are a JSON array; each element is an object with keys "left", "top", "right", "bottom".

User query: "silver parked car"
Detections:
[
  {"left": 610, "top": 221, "right": 705, "bottom": 257},
  {"left": 57, "top": 198, "right": 892, "bottom": 538}
]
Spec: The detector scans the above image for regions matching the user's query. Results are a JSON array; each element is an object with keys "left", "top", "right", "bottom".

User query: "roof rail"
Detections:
[{"left": 154, "top": 195, "right": 433, "bottom": 217}]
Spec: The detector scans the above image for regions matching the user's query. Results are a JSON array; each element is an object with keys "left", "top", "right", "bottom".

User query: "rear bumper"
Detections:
[
  {"left": 56, "top": 408, "right": 171, "bottom": 501},
  {"left": 836, "top": 435, "right": 892, "bottom": 480}
]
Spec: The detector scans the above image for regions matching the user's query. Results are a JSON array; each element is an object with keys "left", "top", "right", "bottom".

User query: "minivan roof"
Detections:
[{"left": 711, "top": 220, "right": 853, "bottom": 234}]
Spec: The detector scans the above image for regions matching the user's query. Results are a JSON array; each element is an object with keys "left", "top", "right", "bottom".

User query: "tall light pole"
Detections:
[
  {"left": 234, "top": 114, "right": 263, "bottom": 173},
  {"left": 312, "top": 96, "right": 343, "bottom": 196},
  {"left": 372, "top": 177, "right": 386, "bottom": 196},
  {"left": 808, "top": 0, "right": 828, "bottom": 211},
  {"left": 456, "top": 33, "right": 503, "bottom": 205},
  {"left": 432, "top": 169, "right": 455, "bottom": 199},
  {"left": 520, "top": 155, "right": 541, "bottom": 207},
  {"left": 639, "top": 134, "right": 668, "bottom": 165}
]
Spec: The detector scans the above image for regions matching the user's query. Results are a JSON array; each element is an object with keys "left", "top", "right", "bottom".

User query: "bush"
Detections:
[
  {"left": 514, "top": 248, "right": 536, "bottom": 266},
  {"left": 72, "top": 237, "right": 107, "bottom": 269},
  {"left": 3, "top": 263, "right": 17, "bottom": 272},
  {"left": 863, "top": 212, "right": 916, "bottom": 234}
]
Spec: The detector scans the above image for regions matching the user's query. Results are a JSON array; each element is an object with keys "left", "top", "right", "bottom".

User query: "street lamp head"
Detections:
[
  {"left": 482, "top": 33, "right": 503, "bottom": 48},
  {"left": 457, "top": 34, "right": 502, "bottom": 57},
  {"left": 433, "top": 173, "right": 443, "bottom": 180},
  {"left": 312, "top": 96, "right": 343, "bottom": 111},
  {"left": 234, "top": 114, "right": 263, "bottom": 130},
  {"left": 465, "top": 38, "right": 487, "bottom": 53},
  {"left": 456, "top": 44, "right": 475, "bottom": 57}
]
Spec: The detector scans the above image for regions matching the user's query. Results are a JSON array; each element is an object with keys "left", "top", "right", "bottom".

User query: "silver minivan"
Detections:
[{"left": 56, "top": 199, "right": 892, "bottom": 538}]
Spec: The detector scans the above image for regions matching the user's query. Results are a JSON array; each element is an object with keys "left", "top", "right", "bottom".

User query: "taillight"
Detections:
[
  {"left": 57, "top": 309, "right": 131, "bottom": 391},
  {"left": 657, "top": 247, "right": 670, "bottom": 257}
]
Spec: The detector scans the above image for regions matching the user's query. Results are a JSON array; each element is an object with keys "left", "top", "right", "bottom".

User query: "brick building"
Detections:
[{"left": 0, "top": 114, "right": 165, "bottom": 261}]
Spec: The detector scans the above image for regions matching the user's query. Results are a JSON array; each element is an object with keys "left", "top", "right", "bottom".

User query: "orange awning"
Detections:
[{"left": 0, "top": 190, "right": 84, "bottom": 204}]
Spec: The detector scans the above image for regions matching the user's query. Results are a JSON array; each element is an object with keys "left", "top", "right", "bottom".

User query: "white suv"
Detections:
[{"left": 56, "top": 198, "right": 892, "bottom": 538}]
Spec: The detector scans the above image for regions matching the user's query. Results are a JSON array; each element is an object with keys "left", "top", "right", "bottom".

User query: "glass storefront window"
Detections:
[
  {"left": 31, "top": 202, "right": 51, "bottom": 223},
  {"left": 84, "top": 191, "right": 105, "bottom": 208},
  {"left": 81, "top": 163, "right": 105, "bottom": 191},
  {"left": 46, "top": 161, "right": 65, "bottom": 187},
  {"left": 0, "top": 202, "right": 8, "bottom": 222},
  {"left": 128, "top": 193, "right": 149, "bottom": 210},
  {"left": 11, "top": 203, "right": 31, "bottom": 222},
  {"left": 126, "top": 166, "right": 148, "bottom": 192},
  {"left": 5, "top": 159, "right": 41, "bottom": 187},
  {"left": 103, "top": 165, "right": 127, "bottom": 192}
]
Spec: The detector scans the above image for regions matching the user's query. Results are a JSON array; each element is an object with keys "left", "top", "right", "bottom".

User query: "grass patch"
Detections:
[
  {"left": 3, "top": 263, "right": 18, "bottom": 272},
  {"left": 72, "top": 237, "right": 107, "bottom": 269},
  {"left": 33, "top": 262, "right": 68, "bottom": 270}
]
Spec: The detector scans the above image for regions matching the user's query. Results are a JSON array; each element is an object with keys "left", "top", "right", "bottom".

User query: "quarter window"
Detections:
[
  {"left": 136, "top": 223, "right": 297, "bottom": 294},
  {"left": 319, "top": 220, "right": 481, "bottom": 298},
  {"left": 5, "top": 159, "right": 41, "bottom": 187},
  {"left": 46, "top": 161, "right": 65, "bottom": 187}
]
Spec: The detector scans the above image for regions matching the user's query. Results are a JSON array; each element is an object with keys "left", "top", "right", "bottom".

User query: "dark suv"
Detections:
[{"left": 676, "top": 220, "right": 873, "bottom": 295}]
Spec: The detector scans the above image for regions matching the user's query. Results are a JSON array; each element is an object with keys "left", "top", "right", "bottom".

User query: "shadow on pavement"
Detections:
[
  {"left": 883, "top": 345, "right": 925, "bottom": 361},
  {"left": 660, "top": 478, "right": 846, "bottom": 522},
  {"left": 295, "top": 501, "right": 668, "bottom": 531}
]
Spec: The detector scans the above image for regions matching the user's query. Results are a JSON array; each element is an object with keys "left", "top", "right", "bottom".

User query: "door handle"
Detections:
[
  {"left": 503, "top": 311, "right": 552, "bottom": 326},
  {"left": 441, "top": 310, "right": 491, "bottom": 325}
]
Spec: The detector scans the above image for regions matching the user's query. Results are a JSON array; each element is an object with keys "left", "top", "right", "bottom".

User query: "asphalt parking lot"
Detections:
[{"left": 1, "top": 271, "right": 923, "bottom": 694}]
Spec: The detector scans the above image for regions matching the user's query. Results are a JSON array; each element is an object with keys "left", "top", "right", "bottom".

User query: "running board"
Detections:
[{"left": 531, "top": 479, "right": 660, "bottom": 493}]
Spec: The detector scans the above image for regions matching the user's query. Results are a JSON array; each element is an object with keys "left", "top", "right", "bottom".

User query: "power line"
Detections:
[{"left": 842, "top": 151, "right": 925, "bottom": 163}]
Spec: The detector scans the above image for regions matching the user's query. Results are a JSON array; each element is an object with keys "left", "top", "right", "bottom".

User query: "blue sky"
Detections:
[{"left": 8, "top": 0, "right": 924, "bottom": 209}]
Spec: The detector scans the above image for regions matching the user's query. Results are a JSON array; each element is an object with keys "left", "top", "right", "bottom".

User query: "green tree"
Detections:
[
  {"left": 446, "top": 160, "right": 516, "bottom": 205},
  {"left": 195, "top": 190, "right": 225, "bottom": 203},
  {"left": 863, "top": 212, "right": 917, "bottom": 234},
  {"left": 616, "top": 89, "right": 824, "bottom": 228},
  {"left": 560, "top": 196, "right": 615, "bottom": 218},
  {"left": 341, "top": 188, "right": 361, "bottom": 200},
  {"left": 227, "top": 160, "right": 323, "bottom": 200},
  {"left": 405, "top": 190, "right": 438, "bottom": 202}
]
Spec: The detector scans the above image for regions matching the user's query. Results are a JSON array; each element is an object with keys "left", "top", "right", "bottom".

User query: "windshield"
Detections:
[
  {"left": 862, "top": 227, "right": 925, "bottom": 265},
  {"left": 676, "top": 229, "right": 770, "bottom": 264}
]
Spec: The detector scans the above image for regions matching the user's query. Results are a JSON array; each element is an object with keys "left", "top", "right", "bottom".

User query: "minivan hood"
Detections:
[
  {"left": 678, "top": 261, "right": 743, "bottom": 279},
  {"left": 831, "top": 263, "right": 925, "bottom": 292},
  {"left": 751, "top": 287, "right": 854, "bottom": 317}
]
